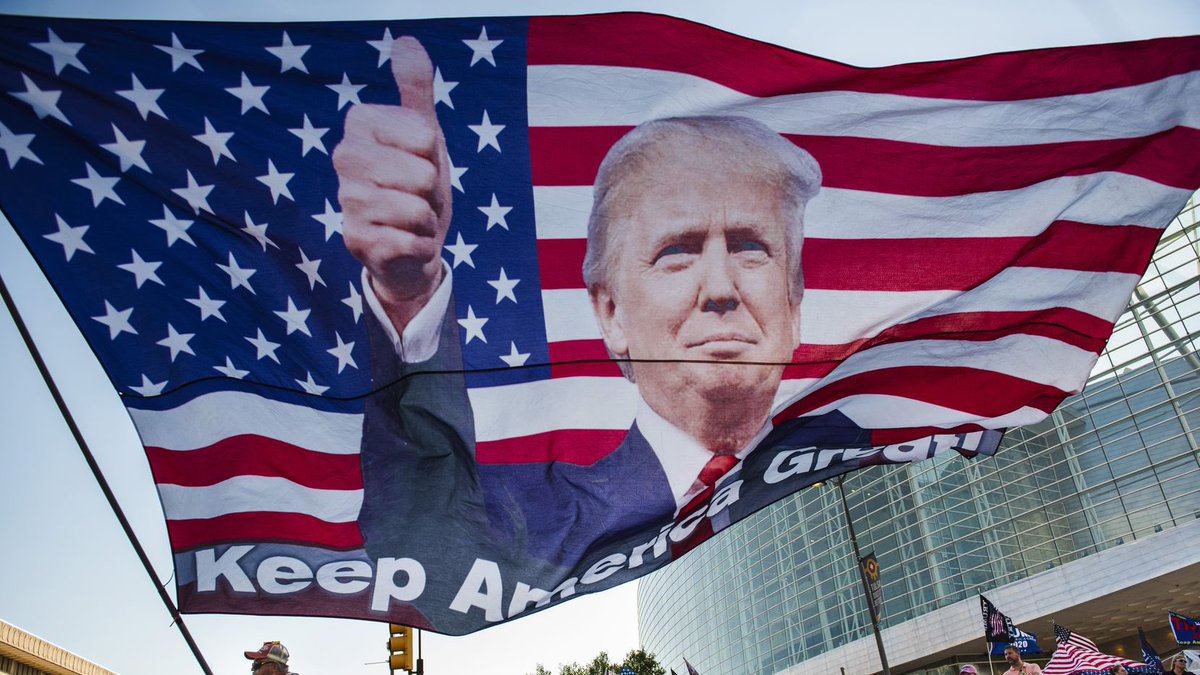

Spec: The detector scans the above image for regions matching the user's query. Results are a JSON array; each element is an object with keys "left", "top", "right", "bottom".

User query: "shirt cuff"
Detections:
[{"left": 361, "top": 261, "right": 453, "bottom": 363}]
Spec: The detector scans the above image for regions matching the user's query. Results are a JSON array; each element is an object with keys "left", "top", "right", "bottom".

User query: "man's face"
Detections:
[
  {"left": 1005, "top": 648, "right": 1019, "bottom": 665},
  {"left": 590, "top": 145, "right": 802, "bottom": 424},
  {"left": 253, "top": 661, "right": 284, "bottom": 675}
]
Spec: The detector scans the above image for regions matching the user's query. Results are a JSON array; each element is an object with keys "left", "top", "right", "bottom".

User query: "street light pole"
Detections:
[{"left": 835, "top": 477, "right": 892, "bottom": 675}]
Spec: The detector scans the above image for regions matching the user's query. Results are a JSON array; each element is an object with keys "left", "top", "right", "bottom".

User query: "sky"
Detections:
[{"left": 1, "top": 1, "right": 1199, "bottom": 674}]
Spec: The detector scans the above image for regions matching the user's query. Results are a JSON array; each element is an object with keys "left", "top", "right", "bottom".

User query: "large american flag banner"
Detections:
[{"left": 1, "top": 13, "right": 1198, "bottom": 634}]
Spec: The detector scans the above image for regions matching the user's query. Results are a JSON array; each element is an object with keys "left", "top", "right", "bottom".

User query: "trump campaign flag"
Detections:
[
  {"left": 1, "top": 13, "right": 1199, "bottom": 634},
  {"left": 990, "top": 628, "right": 1041, "bottom": 658},
  {"left": 1139, "top": 628, "right": 1164, "bottom": 673},
  {"left": 1172, "top": 612, "right": 1200, "bottom": 647},
  {"left": 981, "top": 595, "right": 1014, "bottom": 643},
  {"left": 983, "top": 595, "right": 1040, "bottom": 656}
]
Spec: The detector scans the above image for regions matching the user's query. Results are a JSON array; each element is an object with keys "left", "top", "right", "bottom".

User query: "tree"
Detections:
[
  {"left": 622, "top": 649, "right": 666, "bottom": 675},
  {"left": 531, "top": 648, "right": 666, "bottom": 675},
  {"left": 560, "top": 651, "right": 612, "bottom": 675}
]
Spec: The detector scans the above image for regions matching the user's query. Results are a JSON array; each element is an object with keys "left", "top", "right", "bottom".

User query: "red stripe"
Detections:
[
  {"left": 806, "top": 223, "right": 1162, "bottom": 290},
  {"left": 538, "top": 238, "right": 589, "bottom": 290},
  {"left": 782, "top": 309, "right": 1113, "bottom": 376},
  {"left": 548, "top": 340, "right": 623, "bottom": 378},
  {"left": 537, "top": 222, "right": 1164, "bottom": 292},
  {"left": 167, "top": 513, "right": 363, "bottom": 551},
  {"left": 548, "top": 308, "right": 1114, "bottom": 381},
  {"left": 146, "top": 435, "right": 363, "bottom": 490},
  {"left": 476, "top": 428, "right": 628, "bottom": 466},
  {"left": 818, "top": 307, "right": 1115, "bottom": 355},
  {"left": 773, "top": 366, "right": 1072, "bottom": 422},
  {"left": 529, "top": 14, "right": 1200, "bottom": 100},
  {"left": 1015, "top": 222, "right": 1161, "bottom": 275},
  {"left": 530, "top": 126, "right": 1200, "bottom": 194},
  {"left": 530, "top": 126, "right": 626, "bottom": 187}
]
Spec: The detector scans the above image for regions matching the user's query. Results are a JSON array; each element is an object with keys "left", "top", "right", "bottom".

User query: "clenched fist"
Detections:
[{"left": 333, "top": 37, "right": 452, "bottom": 334}]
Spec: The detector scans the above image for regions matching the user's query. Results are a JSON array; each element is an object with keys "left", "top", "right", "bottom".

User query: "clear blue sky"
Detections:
[{"left": 1, "top": 1, "right": 1198, "bottom": 674}]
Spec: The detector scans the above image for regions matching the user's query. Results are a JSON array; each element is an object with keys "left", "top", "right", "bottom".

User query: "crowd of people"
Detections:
[{"left": 954, "top": 648, "right": 1198, "bottom": 675}]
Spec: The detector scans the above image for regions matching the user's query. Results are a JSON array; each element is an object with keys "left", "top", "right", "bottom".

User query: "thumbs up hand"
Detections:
[{"left": 334, "top": 37, "right": 452, "bottom": 334}]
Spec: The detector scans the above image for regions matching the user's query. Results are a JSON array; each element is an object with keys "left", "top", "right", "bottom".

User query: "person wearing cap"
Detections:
[
  {"left": 244, "top": 641, "right": 290, "bottom": 675},
  {"left": 1004, "top": 645, "right": 1043, "bottom": 675},
  {"left": 960, "top": 665, "right": 979, "bottom": 675}
]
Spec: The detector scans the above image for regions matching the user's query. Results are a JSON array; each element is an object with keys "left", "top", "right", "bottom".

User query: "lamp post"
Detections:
[{"left": 831, "top": 476, "right": 892, "bottom": 675}]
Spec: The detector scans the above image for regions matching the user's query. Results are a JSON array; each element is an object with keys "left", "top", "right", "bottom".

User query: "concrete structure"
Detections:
[
  {"left": 0, "top": 620, "right": 116, "bottom": 675},
  {"left": 638, "top": 200, "right": 1200, "bottom": 674}
]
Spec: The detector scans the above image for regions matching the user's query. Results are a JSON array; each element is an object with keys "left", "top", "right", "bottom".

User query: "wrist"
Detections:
[{"left": 372, "top": 263, "right": 444, "bottom": 333}]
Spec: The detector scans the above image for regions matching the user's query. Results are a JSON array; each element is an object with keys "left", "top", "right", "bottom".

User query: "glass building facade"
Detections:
[{"left": 637, "top": 198, "right": 1200, "bottom": 674}]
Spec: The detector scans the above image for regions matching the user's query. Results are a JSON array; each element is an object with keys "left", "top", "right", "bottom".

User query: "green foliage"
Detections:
[
  {"left": 529, "top": 648, "right": 666, "bottom": 675},
  {"left": 621, "top": 648, "right": 666, "bottom": 675}
]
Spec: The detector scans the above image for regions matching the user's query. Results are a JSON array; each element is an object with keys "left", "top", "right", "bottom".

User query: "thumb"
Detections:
[{"left": 391, "top": 36, "right": 437, "bottom": 122}]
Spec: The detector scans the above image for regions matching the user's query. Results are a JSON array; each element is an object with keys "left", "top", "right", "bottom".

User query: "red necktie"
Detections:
[
  {"left": 696, "top": 452, "right": 739, "bottom": 493},
  {"left": 672, "top": 452, "right": 739, "bottom": 558}
]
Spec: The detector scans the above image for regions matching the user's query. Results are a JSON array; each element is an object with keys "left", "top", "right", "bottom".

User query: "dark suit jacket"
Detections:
[{"left": 356, "top": 300, "right": 676, "bottom": 573}]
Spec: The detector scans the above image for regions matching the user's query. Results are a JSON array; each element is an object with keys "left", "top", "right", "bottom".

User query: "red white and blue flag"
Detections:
[
  {"left": 1046, "top": 626, "right": 1159, "bottom": 675},
  {"left": 1, "top": 13, "right": 1198, "bottom": 634},
  {"left": 1172, "top": 612, "right": 1200, "bottom": 647},
  {"left": 1043, "top": 643, "right": 1160, "bottom": 675}
]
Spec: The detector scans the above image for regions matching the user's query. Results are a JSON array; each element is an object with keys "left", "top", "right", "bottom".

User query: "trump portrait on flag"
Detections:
[
  {"left": 2, "top": 11, "right": 1195, "bottom": 635},
  {"left": 334, "top": 37, "right": 844, "bottom": 570}
]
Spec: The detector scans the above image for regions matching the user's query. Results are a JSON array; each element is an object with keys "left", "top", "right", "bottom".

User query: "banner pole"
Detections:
[
  {"left": 987, "top": 642, "right": 997, "bottom": 675},
  {"left": 0, "top": 271, "right": 213, "bottom": 675},
  {"left": 835, "top": 477, "right": 891, "bottom": 675}
]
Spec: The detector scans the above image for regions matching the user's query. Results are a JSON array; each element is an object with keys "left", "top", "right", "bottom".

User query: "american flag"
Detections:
[
  {"left": 2, "top": 13, "right": 1199, "bottom": 629},
  {"left": 1043, "top": 643, "right": 1158, "bottom": 675},
  {"left": 1056, "top": 625, "right": 1101, "bottom": 652}
]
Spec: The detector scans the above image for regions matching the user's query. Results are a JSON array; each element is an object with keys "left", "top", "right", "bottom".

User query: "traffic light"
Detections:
[{"left": 388, "top": 624, "right": 414, "bottom": 673}]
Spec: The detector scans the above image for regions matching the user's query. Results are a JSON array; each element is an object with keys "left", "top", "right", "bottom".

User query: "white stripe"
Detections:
[
  {"left": 801, "top": 269, "right": 1137, "bottom": 345},
  {"left": 540, "top": 268, "right": 1134, "bottom": 348},
  {"left": 534, "top": 186, "right": 594, "bottom": 240},
  {"left": 533, "top": 174, "right": 1188, "bottom": 241},
  {"left": 128, "top": 391, "right": 363, "bottom": 454},
  {"left": 797, "top": 288, "right": 955, "bottom": 346},
  {"left": 906, "top": 267, "right": 1140, "bottom": 325},
  {"left": 469, "top": 377, "right": 638, "bottom": 442},
  {"left": 814, "top": 395, "right": 1052, "bottom": 430},
  {"left": 815, "top": 334, "right": 1097, "bottom": 394},
  {"left": 529, "top": 64, "right": 1200, "bottom": 145},
  {"left": 806, "top": 176, "right": 1188, "bottom": 239},
  {"left": 157, "top": 476, "right": 362, "bottom": 522},
  {"left": 541, "top": 288, "right": 606, "bottom": 342}
]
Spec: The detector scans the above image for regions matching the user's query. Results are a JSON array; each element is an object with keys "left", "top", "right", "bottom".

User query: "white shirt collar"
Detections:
[{"left": 635, "top": 397, "right": 770, "bottom": 511}]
